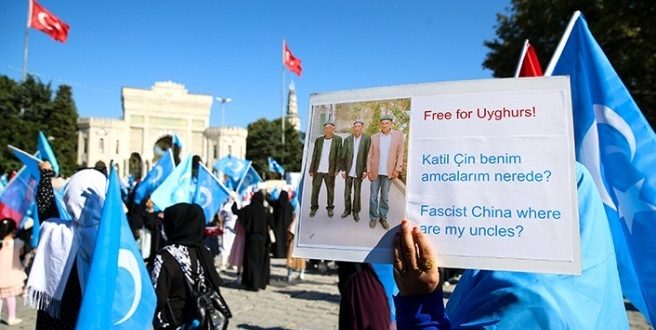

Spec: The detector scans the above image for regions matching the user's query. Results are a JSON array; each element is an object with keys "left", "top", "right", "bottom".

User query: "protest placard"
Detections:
[{"left": 294, "top": 77, "right": 580, "bottom": 274}]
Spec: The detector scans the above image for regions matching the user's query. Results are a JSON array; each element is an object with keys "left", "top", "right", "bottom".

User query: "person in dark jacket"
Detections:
[
  {"left": 232, "top": 191, "right": 272, "bottom": 291},
  {"left": 150, "top": 203, "right": 226, "bottom": 329},
  {"left": 267, "top": 190, "right": 293, "bottom": 258}
]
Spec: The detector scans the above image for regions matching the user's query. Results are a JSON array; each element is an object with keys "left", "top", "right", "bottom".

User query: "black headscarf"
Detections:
[
  {"left": 163, "top": 203, "right": 205, "bottom": 246},
  {"left": 161, "top": 203, "right": 225, "bottom": 288},
  {"left": 252, "top": 190, "right": 265, "bottom": 204}
]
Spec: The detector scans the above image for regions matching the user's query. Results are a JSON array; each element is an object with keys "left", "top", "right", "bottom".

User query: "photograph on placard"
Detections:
[{"left": 297, "top": 97, "right": 410, "bottom": 260}]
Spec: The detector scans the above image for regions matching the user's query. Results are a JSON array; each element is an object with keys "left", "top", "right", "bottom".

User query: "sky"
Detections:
[{"left": 0, "top": 0, "right": 510, "bottom": 131}]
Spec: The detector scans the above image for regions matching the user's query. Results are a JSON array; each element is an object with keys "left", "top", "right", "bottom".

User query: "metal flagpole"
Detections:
[
  {"left": 281, "top": 39, "right": 286, "bottom": 170},
  {"left": 22, "top": 0, "right": 32, "bottom": 81},
  {"left": 281, "top": 39, "right": 286, "bottom": 147}
]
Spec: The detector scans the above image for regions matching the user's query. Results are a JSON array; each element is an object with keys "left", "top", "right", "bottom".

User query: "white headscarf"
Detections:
[{"left": 26, "top": 169, "right": 107, "bottom": 317}]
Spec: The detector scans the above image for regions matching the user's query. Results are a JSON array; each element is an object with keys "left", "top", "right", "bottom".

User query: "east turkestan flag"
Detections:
[{"left": 546, "top": 11, "right": 656, "bottom": 325}]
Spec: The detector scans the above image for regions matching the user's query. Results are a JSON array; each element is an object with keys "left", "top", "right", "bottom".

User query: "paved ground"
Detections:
[{"left": 2, "top": 259, "right": 652, "bottom": 329}]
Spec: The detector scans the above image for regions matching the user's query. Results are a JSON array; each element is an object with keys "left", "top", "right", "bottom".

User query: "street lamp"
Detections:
[{"left": 216, "top": 97, "right": 232, "bottom": 127}]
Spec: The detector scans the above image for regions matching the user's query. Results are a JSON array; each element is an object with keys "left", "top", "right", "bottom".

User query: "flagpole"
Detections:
[
  {"left": 281, "top": 39, "right": 286, "bottom": 147},
  {"left": 513, "top": 39, "right": 530, "bottom": 78},
  {"left": 281, "top": 39, "right": 286, "bottom": 169},
  {"left": 544, "top": 11, "right": 582, "bottom": 76},
  {"left": 22, "top": 0, "right": 32, "bottom": 81}
]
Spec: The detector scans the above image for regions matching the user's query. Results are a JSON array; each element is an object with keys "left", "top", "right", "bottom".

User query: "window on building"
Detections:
[
  {"left": 84, "top": 138, "right": 88, "bottom": 154},
  {"left": 99, "top": 138, "right": 104, "bottom": 154},
  {"left": 213, "top": 144, "right": 218, "bottom": 159},
  {"left": 116, "top": 140, "right": 119, "bottom": 154},
  {"left": 228, "top": 145, "right": 232, "bottom": 155}
]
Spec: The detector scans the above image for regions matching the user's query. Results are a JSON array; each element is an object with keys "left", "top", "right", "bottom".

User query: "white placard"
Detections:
[{"left": 294, "top": 77, "right": 580, "bottom": 274}]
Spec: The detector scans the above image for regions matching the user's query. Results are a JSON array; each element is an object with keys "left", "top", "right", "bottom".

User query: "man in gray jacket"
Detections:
[{"left": 339, "top": 120, "right": 371, "bottom": 222}]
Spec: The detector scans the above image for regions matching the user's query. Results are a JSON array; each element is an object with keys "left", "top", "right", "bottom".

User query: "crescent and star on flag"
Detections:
[{"left": 28, "top": 0, "right": 70, "bottom": 43}]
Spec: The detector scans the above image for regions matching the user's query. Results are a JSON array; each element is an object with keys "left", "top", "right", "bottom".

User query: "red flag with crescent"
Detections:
[
  {"left": 29, "top": 0, "right": 70, "bottom": 43},
  {"left": 283, "top": 41, "right": 302, "bottom": 77}
]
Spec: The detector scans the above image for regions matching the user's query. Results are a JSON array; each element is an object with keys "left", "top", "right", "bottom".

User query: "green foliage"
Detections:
[
  {"left": 484, "top": 0, "right": 656, "bottom": 127},
  {"left": 51, "top": 85, "right": 79, "bottom": 175},
  {"left": 246, "top": 117, "right": 303, "bottom": 180},
  {"left": 0, "top": 76, "right": 23, "bottom": 173},
  {"left": 0, "top": 75, "right": 79, "bottom": 176}
]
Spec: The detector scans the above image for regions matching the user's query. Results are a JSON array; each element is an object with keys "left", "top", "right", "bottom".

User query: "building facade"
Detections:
[{"left": 77, "top": 81, "right": 247, "bottom": 178}]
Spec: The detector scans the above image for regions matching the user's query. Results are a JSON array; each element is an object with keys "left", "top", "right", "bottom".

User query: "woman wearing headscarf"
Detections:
[
  {"left": 267, "top": 190, "right": 294, "bottom": 258},
  {"left": 150, "top": 203, "right": 226, "bottom": 329},
  {"left": 27, "top": 162, "right": 107, "bottom": 329},
  {"left": 231, "top": 191, "right": 272, "bottom": 291}
]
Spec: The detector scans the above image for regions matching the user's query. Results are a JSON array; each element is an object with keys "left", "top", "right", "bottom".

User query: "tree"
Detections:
[
  {"left": 484, "top": 0, "right": 656, "bottom": 127},
  {"left": 0, "top": 76, "right": 23, "bottom": 173},
  {"left": 0, "top": 75, "right": 79, "bottom": 176},
  {"left": 246, "top": 117, "right": 304, "bottom": 179},
  {"left": 50, "top": 85, "right": 79, "bottom": 175}
]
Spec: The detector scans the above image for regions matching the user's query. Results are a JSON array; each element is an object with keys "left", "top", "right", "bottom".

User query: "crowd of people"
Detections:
[
  {"left": 0, "top": 159, "right": 309, "bottom": 328},
  {"left": 0, "top": 158, "right": 634, "bottom": 329}
]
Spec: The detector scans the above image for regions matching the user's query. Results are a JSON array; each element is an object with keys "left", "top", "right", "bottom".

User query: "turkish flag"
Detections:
[
  {"left": 283, "top": 41, "right": 302, "bottom": 77},
  {"left": 516, "top": 40, "right": 542, "bottom": 77},
  {"left": 29, "top": 0, "right": 70, "bottom": 43}
]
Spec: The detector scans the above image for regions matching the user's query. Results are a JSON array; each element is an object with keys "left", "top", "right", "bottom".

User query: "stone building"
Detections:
[
  {"left": 77, "top": 81, "right": 247, "bottom": 178},
  {"left": 286, "top": 80, "right": 301, "bottom": 130}
]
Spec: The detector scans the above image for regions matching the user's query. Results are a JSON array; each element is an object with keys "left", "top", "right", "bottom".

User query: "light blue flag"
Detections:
[
  {"left": 8, "top": 145, "right": 41, "bottom": 179},
  {"left": 54, "top": 189, "right": 72, "bottom": 220},
  {"left": 37, "top": 131, "right": 60, "bottom": 176},
  {"left": 133, "top": 149, "right": 175, "bottom": 205},
  {"left": 371, "top": 263, "right": 399, "bottom": 322},
  {"left": 445, "top": 164, "right": 628, "bottom": 329},
  {"left": 29, "top": 202, "right": 40, "bottom": 248},
  {"left": 547, "top": 12, "right": 655, "bottom": 325},
  {"left": 268, "top": 157, "right": 285, "bottom": 174},
  {"left": 9, "top": 145, "right": 71, "bottom": 220},
  {"left": 172, "top": 133, "right": 183, "bottom": 148},
  {"left": 268, "top": 187, "right": 281, "bottom": 201},
  {"left": 0, "top": 147, "right": 41, "bottom": 223},
  {"left": 193, "top": 163, "right": 230, "bottom": 224},
  {"left": 76, "top": 167, "right": 156, "bottom": 329},
  {"left": 290, "top": 192, "right": 299, "bottom": 213},
  {"left": 236, "top": 162, "right": 262, "bottom": 194},
  {"left": 0, "top": 167, "right": 36, "bottom": 223},
  {"left": 150, "top": 155, "right": 193, "bottom": 211},
  {"left": 213, "top": 156, "right": 250, "bottom": 189}
]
